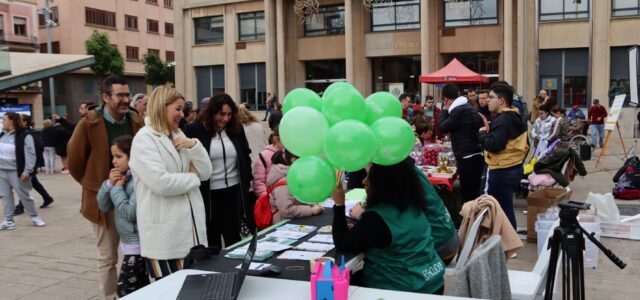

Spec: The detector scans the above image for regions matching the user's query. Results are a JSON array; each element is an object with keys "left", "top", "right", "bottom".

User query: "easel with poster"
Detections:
[{"left": 596, "top": 94, "right": 628, "bottom": 168}]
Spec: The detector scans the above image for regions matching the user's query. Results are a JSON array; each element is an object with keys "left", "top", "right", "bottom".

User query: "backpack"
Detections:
[{"left": 254, "top": 179, "right": 287, "bottom": 229}]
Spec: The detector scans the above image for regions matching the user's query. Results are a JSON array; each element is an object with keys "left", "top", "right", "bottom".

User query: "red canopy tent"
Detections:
[{"left": 419, "top": 58, "right": 490, "bottom": 84}]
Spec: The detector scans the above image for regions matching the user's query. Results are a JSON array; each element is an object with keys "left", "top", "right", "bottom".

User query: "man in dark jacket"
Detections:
[
  {"left": 438, "top": 84, "right": 485, "bottom": 202},
  {"left": 268, "top": 102, "right": 283, "bottom": 130},
  {"left": 479, "top": 82, "right": 529, "bottom": 230}
]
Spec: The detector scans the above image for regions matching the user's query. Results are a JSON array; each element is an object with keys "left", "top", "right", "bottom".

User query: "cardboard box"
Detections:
[{"left": 526, "top": 187, "right": 572, "bottom": 242}]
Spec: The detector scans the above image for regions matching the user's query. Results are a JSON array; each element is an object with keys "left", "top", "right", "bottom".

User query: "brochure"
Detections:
[
  {"left": 308, "top": 234, "right": 334, "bottom": 244},
  {"left": 277, "top": 224, "right": 318, "bottom": 233},
  {"left": 266, "top": 230, "right": 308, "bottom": 240},
  {"left": 225, "top": 247, "right": 273, "bottom": 261},
  {"left": 277, "top": 250, "right": 326, "bottom": 260},
  {"left": 293, "top": 242, "right": 335, "bottom": 252}
]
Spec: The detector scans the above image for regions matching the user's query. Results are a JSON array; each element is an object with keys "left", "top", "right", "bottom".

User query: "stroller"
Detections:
[{"left": 520, "top": 139, "right": 581, "bottom": 197}]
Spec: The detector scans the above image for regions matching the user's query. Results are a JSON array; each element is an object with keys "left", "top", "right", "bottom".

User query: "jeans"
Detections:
[
  {"left": 485, "top": 165, "right": 523, "bottom": 230},
  {"left": 592, "top": 124, "right": 604, "bottom": 146}
]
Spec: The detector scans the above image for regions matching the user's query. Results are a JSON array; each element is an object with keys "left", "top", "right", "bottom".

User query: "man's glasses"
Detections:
[{"left": 108, "top": 92, "right": 131, "bottom": 99}]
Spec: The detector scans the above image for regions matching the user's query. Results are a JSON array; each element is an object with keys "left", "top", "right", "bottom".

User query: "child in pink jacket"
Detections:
[
  {"left": 267, "top": 149, "right": 323, "bottom": 222},
  {"left": 252, "top": 128, "right": 283, "bottom": 196}
]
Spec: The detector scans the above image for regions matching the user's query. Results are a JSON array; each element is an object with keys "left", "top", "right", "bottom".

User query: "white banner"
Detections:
[
  {"left": 388, "top": 83, "right": 404, "bottom": 98},
  {"left": 630, "top": 46, "right": 639, "bottom": 105},
  {"left": 605, "top": 94, "right": 626, "bottom": 131}
]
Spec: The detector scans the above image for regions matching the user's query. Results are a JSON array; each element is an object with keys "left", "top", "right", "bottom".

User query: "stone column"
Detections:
[
  {"left": 224, "top": 5, "right": 239, "bottom": 101},
  {"left": 420, "top": 0, "right": 430, "bottom": 98},
  {"left": 345, "top": 0, "right": 354, "bottom": 84},
  {"left": 591, "top": 0, "right": 610, "bottom": 108},
  {"left": 276, "top": 0, "right": 286, "bottom": 98},
  {"left": 265, "top": 0, "right": 278, "bottom": 98},
  {"left": 503, "top": 0, "right": 513, "bottom": 84}
]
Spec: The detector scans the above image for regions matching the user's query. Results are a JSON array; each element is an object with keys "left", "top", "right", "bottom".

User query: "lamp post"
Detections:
[{"left": 39, "top": 0, "right": 56, "bottom": 116}]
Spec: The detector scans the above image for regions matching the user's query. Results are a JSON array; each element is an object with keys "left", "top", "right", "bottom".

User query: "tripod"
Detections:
[{"left": 544, "top": 200, "right": 626, "bottom": 300}]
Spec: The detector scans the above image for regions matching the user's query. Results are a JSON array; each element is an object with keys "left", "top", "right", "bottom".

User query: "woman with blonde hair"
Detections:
[
  {"left": 129, "top": 86, "right": 212, "bottom": 280},
  {"left": 237, "top": 104, "right": 268, "bottom": 163}
]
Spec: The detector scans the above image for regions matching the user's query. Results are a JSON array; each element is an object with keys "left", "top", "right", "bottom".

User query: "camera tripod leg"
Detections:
[{"left": 544, "top": 229, "right": 562, "bottom": 300}]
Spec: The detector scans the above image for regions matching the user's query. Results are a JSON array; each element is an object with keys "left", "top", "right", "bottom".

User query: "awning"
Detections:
[
  {"left": 0, "top": 52, "right": 95, "bottom": 90},
  {"left": 419, "top": 58, "right": 490, "bottom": 84}
]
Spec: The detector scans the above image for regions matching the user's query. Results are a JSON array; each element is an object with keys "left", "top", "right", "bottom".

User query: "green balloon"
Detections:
[
  {"left": 371, "top": 117, "right": 415, "bottom": 166},
  {"left": 280, "top": 106, "right": 329, "bottom": 156},
  {"left": 365, "top": 92, "right": 403, "bottom": 125},
  {"left": 282, "top": 88, "right": 323, "bottom": 114},
  {"left": 287, "top": 156, "right": 336, "bottom": 204},
  {"left": 324, "top": 120, "right": 377, "bottom": 172},
  {"left": 323, "top": 82, "right": 355, "bottom": 100},
  {"left": 322, "top": 86, "right": 367, "bottom": 126}
]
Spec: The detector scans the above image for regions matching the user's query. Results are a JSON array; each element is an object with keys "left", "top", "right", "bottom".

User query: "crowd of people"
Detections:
[{"left": 0, "top": 75, "right": 606, "bottom": 299}]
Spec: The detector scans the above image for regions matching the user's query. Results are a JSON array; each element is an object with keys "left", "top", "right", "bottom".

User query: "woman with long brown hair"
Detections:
[{"left": 184, "top": 93, "right": 254, "bottom": 249}]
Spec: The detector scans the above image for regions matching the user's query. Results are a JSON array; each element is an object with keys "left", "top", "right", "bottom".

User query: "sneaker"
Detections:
[
  {"left": 0, "top": 220, "right": 16, "bottom": 230},
  {"left": 61, "top": 168, "right": 69, "bottom": 174},
  {"left": 40, "top": 198, "right": 54, "bottom": 209},
  {"left": 511, "top": 252, "right": 518, "bottom": 259},
  {"left": 31, "top": 216, "right": 46, "bottom": 227}
]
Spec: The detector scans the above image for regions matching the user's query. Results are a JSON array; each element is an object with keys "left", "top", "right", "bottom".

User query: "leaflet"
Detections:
[
  {"left": 293, "top": 242, "right": 335, "bottom": 252},
  {"left": 266, "top": 230, "right": 308, "bottom": 240},
  {"left": 277, "top": 224, "right": 317, "bottom": 233},
  {"left": 308, "top": 234, "right": 334, "bottom": 244},
  {"left": 277, "top": 250, "right": 326, "bottom": 260}
]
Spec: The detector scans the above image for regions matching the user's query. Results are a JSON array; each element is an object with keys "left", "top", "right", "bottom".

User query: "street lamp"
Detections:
[{"left": 38, "top": 0, "right": 57, "bottom": 116}]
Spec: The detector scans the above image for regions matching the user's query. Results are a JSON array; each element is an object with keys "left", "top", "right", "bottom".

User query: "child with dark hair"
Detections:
[
  {"left": 267, "top": 149, "right": 323, "bottom": 222},
  {"left": 97, "top": 135, "right": 149, "bottom": 297},
  {"left": 415, "top": 123, "right": 440, "bottom": 146}
]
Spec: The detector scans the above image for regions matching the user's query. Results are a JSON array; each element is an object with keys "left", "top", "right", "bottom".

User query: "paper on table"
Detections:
[
  {"left": 235, "top": 262, "right": 271, "bottom": 270},
  {"left": 266, "top": 230, "right": 308, "bottom": 240},
  {"left": 308, "top": 234, "right": 334, "bottom": 244},
  {"left": 256, "top": 242, "right": 293, "bottom": 252},
  {"left": 277, "top": 224, "right": 317, "bottom": 233},
  {"left": 293, "top": 242, "right": 335, "bottom": 252},
  {"left": 321, "top": 199, "right": 335, "bottom": 208},
  {"left": 321, "top": 199, "right": 363, "bottom": 218},
  {"left": 259, "top": 236, "right": 297, "bottom": 245},
  {"left": 277, "top": 250, "right": 326, "bottom": 260},
  {"left": 318, "top": 225, "right": 332, "bottom": 233}
]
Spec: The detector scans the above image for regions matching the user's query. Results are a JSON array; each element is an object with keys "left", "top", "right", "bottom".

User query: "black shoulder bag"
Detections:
[{"left": 183, "top": 197, "right": 220, "bottom": 269}]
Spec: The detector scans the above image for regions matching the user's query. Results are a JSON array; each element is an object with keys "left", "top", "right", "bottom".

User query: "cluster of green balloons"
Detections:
[{"left": 279, "top": 82, "right": 415, "bottom": 204}]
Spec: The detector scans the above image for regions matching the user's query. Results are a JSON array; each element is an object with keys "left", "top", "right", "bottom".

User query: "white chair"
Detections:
[
  {"left": 509, "top": 220, "right": 561, "bottom": 300},
  {"left": 445, "top": 207, "right": 489, "bottom": 276}
]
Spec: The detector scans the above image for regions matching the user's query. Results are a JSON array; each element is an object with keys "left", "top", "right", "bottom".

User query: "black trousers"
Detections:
[
  {"left": 17, "top": 175, "right": 53, "bottom": 209},
  {"left": 117, "top": 254, "right": 150, "bottom": 297},
  {"left": 456, "top": 154, "right": 485, "bottom": 202},
  {"left": 205, "top": 185, "right": 242, "bottom": 249}
]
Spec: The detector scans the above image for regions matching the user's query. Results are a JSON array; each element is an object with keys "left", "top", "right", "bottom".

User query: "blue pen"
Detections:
[{"left": 339, "top": 255, "right": 345, "bottom": 273}]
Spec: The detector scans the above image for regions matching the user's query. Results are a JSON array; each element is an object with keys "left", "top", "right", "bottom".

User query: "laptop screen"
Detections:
[{"left": 234, "top": 233, "right": 257, "bottom": 293}]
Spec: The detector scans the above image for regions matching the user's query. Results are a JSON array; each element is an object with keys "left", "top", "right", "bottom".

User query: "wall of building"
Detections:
[{"left": 0, "top": 0, "right": 39, "bottom": 50}]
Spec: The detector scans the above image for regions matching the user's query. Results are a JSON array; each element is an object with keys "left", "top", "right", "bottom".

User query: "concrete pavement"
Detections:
[{"left": 0, "top": 134, "right": 639, "bottom": 299}]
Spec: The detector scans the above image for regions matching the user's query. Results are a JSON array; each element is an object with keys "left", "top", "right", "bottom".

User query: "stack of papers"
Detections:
[
  {"left": 277, "top": 250, "right": 326, "bottom": 260},
  {"left": 293, "top": 242, "right": 335, "bottom": 252},
  {"left": 308, "top": 234, "right": 334, "bottom": 244}
]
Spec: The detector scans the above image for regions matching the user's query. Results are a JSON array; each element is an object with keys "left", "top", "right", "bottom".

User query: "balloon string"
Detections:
[{"left": 335, "top": 170, "right": 344, "bottom": 188}]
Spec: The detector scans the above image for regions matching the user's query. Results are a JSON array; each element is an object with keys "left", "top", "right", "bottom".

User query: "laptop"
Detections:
[{"left": 177, "top": 234, "right": 257, "bottom": 300}]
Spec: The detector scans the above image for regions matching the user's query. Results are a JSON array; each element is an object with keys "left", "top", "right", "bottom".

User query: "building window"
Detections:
[
  {"left": 146, "top": 0, "right": 158, "bottom": 5},
  {"left": 305, "top": 60, "right": 346, "bottom": 93},
  {"left": 39, "top": 7, "right": 59, "bottom": 27},
  {"left": 372, "top": 56, "right": 421, "bottom": 94},
  {"left": 239, "top": 63, "right": 267, "bottom": 110},
  {"left": 13, "top": 17, "right": 27, "bottom": 36},
  {"left": 147, "top": 19, "right": 159, "bottom": 33},
  {"left": 85, "top": 7, "right": 116, "bottom": 28},
  {"left": 165, "top": 22, "right": 174, "bottom": 35},
  {"left": 0, "top": 15, "right": 4, "bottom": 38},
  {"left": 610, "top": 46, "right": 640, "bottom": 107},
  {"left": 304, "top": 6, "right": 345, "bottom": 37},
  {"left": 126, "top": 46, "right": 139, "bottom": 61},
  {"left": 125, "top": 15, "right": 138, "bottom": 30},
  {"left": 444, "top": 0, "right": 498, "bottom": 27},
  {"left": 148, "top": 48, "right": 160, "bottom": 56},
  {"left": 540, "top": 0, "right": 589, "bottom": 21},
  {"left": 164, "top": 0, "right": 173, "bottom": 8},
  {"left": 539, "top": 48, "right": 589, "bottom": 108},
  {"left": 196, "top": 65, "right": 225, "bottom": 101},
  {"left": 39, "top": 41, "right": 60, "bottom": 54},
  {"left": 371, "top": 0, "right": 420, "bottom": 32},
  {"left": 238, "top": 12, "right": 265, "bottom": 41},
  {"left": 166, "top": 51, "right": 175, "bottom": 62},
  {"left": 612, "top": 0, "right": 640, "bottom": 17},
  {"left": 194, "top": 16, "right": 224, "bottom": 44}
]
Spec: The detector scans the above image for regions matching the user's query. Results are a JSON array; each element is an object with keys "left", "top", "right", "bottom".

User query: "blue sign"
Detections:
[{"left": 0, "top": 105, "right": 31, "bottom": 116}]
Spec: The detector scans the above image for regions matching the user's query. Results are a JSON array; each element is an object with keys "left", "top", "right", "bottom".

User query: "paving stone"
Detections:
[
  {"left": 1, "top": 274, "right": 59, "bottom": 288},
  {"left": 0, "top": 281, "right": 42, "bottom": 299},
  {"left": 58, "top": 278, "right": 100, "bottom": 292},
  {"left": 35, "top": 285, "right": 98, "bottom": 299}
]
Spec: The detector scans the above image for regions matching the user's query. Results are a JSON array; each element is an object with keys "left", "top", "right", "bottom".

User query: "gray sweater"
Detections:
[
  {"left": 96, "top": 172, "right": 139, "bottom": 244},
  {"left": 0, "top": 130, "right": 35, "bottom": 175},
  {"left": 452, "top": 235, "right": 512, "bottom": 299}
]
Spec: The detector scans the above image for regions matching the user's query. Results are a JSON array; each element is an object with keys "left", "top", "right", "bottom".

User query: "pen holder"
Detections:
[{"left": 310, "top": 259, "right": 350, "bottom": 300}]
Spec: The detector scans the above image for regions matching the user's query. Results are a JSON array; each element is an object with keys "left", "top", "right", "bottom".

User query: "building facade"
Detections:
[
  {"left": 0, "top": 0, "right": 44, "bottom": 126},
  {"left": 37, "top": 0, "right": 175, "bottom": 121},
  {"left": 175, "top": 0, "right": 640, "bottom": 137}
]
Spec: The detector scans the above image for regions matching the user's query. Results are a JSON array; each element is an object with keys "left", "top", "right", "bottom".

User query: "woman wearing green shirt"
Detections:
[{"left": 332, "top": 159, "right": 445, "bottom": 294}]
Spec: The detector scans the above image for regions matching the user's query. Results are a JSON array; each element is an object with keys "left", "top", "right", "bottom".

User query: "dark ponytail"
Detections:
[{"left": 271, "top": 149, "right": 298, "bottom": 166}]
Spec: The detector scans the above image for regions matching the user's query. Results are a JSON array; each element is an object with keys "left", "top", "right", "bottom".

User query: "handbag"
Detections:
[{"left": 183, "top": 196, "right": 220, "bottom": 269}]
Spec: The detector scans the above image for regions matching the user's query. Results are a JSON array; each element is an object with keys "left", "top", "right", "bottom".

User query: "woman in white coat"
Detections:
[{"left": 129, "top": 86, "right": 212, "bottom": 280}]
